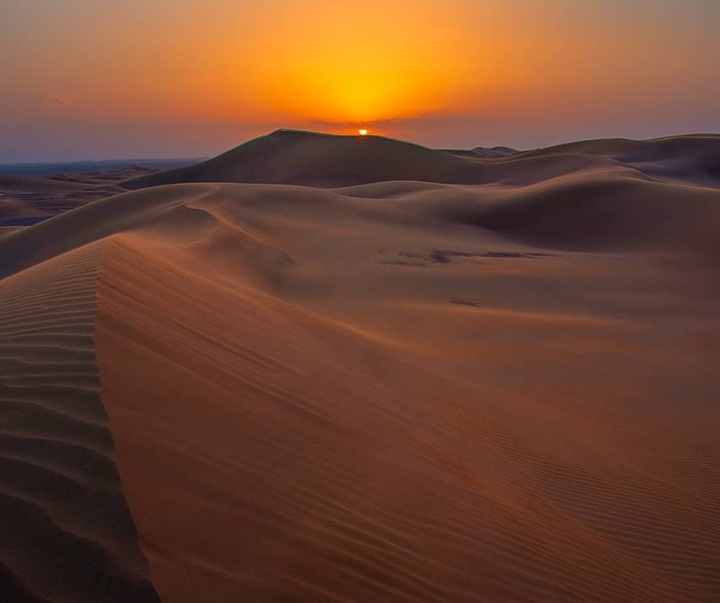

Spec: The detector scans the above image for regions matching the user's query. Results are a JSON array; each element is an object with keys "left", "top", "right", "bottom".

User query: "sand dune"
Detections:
[
  {"left": 519, "top": 134, "right": 720, "bottom": 163},
  {"left": 515, "top": 135, "right": 720, "bottom": 187},
  {"left": 1, "top": 131, "right": 720, "bottom": 601},
  {"left": 122, "top": 129, "right": 481, "bottom": 189},
  {"left": 0, "top": 167, "right": 172, "bottom": 227},
  {"left": 122, "top": 130, "right": 720, "bottom": 191},
  {"left": 0, "top": 243, "right": 159, "bottom": 603}
]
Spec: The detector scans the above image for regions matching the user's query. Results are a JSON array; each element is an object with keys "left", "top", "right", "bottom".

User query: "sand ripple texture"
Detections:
[
  {"left": 1, "top": 131, "right": 720, "bottom": 602},
  {"left": 0, "top": 243, "right": 159, "bottom": 603}
]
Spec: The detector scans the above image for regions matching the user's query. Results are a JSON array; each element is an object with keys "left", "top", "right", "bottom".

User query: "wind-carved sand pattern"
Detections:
[
  {"left": 0, "top": 243, "right": 159, "bottom": 603},
  {"left": 382, "top": 249, "right": 553, "bottom": 267},
  {"left": 2, "top": 131, "right": 720, "bottom": 602}
]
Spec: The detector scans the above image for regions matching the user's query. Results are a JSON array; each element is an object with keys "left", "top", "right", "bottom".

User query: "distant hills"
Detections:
[{"left": 0, "top": 158, "right": 205, "bottom": 178}]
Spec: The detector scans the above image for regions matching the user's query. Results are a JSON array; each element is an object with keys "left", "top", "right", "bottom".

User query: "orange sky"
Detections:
[{"left": 1, "top": 0, "right": 718, "bottom": 161}]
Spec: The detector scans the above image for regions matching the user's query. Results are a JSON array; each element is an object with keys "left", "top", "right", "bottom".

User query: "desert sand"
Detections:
[{"left": 1, "top": 130, "right": 719, "bottom": 602}]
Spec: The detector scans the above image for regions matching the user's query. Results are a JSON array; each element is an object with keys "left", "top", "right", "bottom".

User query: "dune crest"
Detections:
[{"left": 0, "top": 243, "right": 159, "bottom": 603}]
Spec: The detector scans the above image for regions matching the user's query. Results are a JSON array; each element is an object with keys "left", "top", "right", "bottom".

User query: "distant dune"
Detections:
[
  {"left": 1, "top": 131, "right": 720, "bottom": 602},
  {"left": 0, "top": 158, "right": 202, "bottom": 178},
  {"left": 121, "top": 129, "right": 482, "bottom": 189},
  {"left": 121, "top": 130, "right": 720, "bottom": 190},
  {"left": 0, "top": 166, "right": 172, "bottom": 227}
]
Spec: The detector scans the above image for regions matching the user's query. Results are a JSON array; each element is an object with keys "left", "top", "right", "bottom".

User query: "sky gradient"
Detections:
[{"left": 1, "top": 0, "right": 718, "bottom": 162}]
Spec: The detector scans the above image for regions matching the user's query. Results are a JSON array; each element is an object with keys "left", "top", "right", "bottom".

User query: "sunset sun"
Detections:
[{"left": 358, "top": 128, "right": 369, "bottom": 136}]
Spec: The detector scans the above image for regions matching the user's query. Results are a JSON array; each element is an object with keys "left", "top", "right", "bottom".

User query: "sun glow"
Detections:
[
  {"left": 358, "top": 128, "right": 369, "bottom": 136},
  {"left": 240, "top": 0, "right": 477, "bottom": 124}
]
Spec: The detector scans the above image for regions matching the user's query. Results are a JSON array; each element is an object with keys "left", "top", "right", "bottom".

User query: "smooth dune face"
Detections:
[
  {"left": 1, "top": 132, "right": 720, "bottom": 601},
  {"left": 91, "top": 179, "right": 720, "bottom": 602}
]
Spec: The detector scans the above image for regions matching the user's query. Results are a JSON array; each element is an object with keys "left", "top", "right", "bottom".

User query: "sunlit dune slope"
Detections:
[
  {"left": 1, "top": 132, "right": 720, "bottom": 602},
  {"left": 92, "top": 182, "right": 719, "bottom": 602}
]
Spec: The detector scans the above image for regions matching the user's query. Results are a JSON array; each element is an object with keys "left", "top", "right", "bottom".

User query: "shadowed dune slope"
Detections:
[
  {"left": 122, "top": 129, "right": 483, "bottom": 189},
  {"left": 0, "top": 243, "right": 159, "bottom": 603},
  {"left": 516, "top": 135, "right": 720, "bottom": 187},
  {"left": 468, "top": 172, "right": 720, "bottom": 253},
  {"left": 520, "top": 134, "right": 720, "bottom": 163},
  {"left": 121, "top": 131, "right": 720, "bottom": 191}
]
